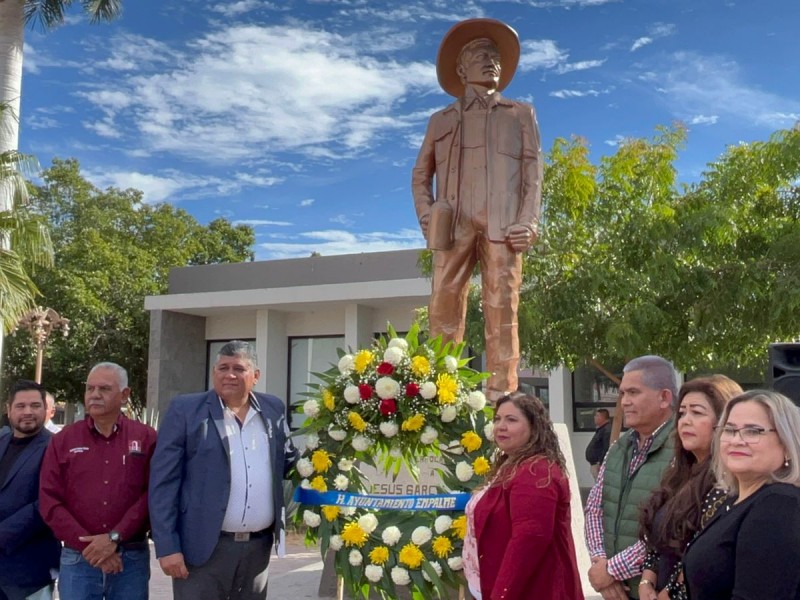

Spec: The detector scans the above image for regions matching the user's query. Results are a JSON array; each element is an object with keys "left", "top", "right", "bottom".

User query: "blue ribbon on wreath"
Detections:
[{"left": 294, "top": 488, "right": 470, "bottom": 511}]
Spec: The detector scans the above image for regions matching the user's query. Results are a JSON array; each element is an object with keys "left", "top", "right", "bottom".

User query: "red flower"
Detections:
[
  {"left": 376, "top": 362, "right": 395, "bottom": 376},
  {"left": 405, "top": 382, "right": 420, "bottom": 397},
  {"left": 358, "top": 383, "right": 373, "bottom": 400},
  {"left": 380, "top": 399, "right": 398, "bottom": 416}
]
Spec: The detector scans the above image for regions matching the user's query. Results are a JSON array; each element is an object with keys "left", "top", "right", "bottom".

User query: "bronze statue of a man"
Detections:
[{"left": 412, "top": 19, "right": 542, "bottom": 401}]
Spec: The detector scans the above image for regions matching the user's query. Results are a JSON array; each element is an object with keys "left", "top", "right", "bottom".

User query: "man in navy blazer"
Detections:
[
  {"left": 149, "top": 340, "right": 298, "bottom": 600},
  {"left": 0, "top": 380, "right": 60, "bottom": 600}
]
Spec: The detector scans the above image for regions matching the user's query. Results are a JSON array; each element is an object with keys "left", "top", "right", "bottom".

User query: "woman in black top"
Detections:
[
  {"left": 638, "top": 376, "right": 741, "bottom": 600},
  {"left": 683, "top": 390, "right": 800, "bottom": 600}
]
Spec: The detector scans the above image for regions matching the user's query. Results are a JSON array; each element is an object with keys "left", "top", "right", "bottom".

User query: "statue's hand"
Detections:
[
  {"left": 420, "top": 214, "right": 430, "bottom": 237},
  {"left": 506, "top": 224, "right": 537, "bottom": 252}
]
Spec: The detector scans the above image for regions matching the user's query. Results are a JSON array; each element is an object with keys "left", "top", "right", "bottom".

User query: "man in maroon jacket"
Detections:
[{"left": 39, "top": 362, "right": 157, "bottom": 600}]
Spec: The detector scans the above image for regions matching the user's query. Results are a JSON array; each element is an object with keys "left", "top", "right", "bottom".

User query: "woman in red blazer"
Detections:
[{"left": 464, "top": 392, "right": 583, "bottom": 600}]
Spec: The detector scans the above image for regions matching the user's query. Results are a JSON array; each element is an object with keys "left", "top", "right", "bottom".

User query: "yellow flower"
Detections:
[
  {"left": 322, "top": 389, "right": 335, "bottom": 411},
  {"left": 461, "top": 431, "right": 482, "bottom": 453},
  {"left": 341, "top": 522, "right": 369, "bottom": 547},
  {"left": 401, "top": 413, "right": 425, "bottom": 432},
  {"left": 436, "top": 373, "right": 458, "bottom": 404},
  {"left": 322, "top": 505, "right": 340, "bottom": 521},
  {"left": 354, "top": 350, "right": 374, "bottom": 374},
  {"left": 411, "top": 355, "right": 431, "bottom": 378},
  {"left": 310, "top": 476, "right": 328, "bottom": 492},
  {"left": 398, "top": 543, "right": 424, "bottom": 569},
  {"left": 348, "top": 411, "right": 367, "bottom": 432},
  {"left": 473, "top": 456, "right": 491, "bottom": 476},
  {"left": 311, "top": 449, "right": 333, "bottom": 473},
  {"left": 432, "top": 535, "right": 453, "bottom": 559},
  {"left": 369, "top": 546, "right": 390, "bottom": 565},
  {"left": 451, "top": 515, "right": 467, "bottom": 539}
]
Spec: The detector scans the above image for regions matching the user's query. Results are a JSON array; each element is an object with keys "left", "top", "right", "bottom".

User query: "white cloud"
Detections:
[
  {"left": 556, "top": 59, "right": 606, "bottom": 74},
  {"left": 604, "top": 134, "right": 626, "bottom": 146},
  {"left": 658, "top": 52, "right": 800, "bottom": 128},
  {"left": 258, "top": 228, "right": 424, "bottom": 259},
  {"left": 26, "top": 114, "right": 60, "bottom": 130},
  {"left": 631, "top": 22, "right": 676, "bottom": 52},
  {"left": 330, "top": 214, "right": 355, "bottom": 226},
  {"left": 689, "top": 114, "right": 719, "bottom": 125},
  {"left": 210, "top": 0, "right": 265, "bottom": 16},
  {"left": 519, "top": 40, "right": 568, "bottom": 71},
  {"left": 299, "top": 199, "right": 315, "bottom": 207},
  {"left": 79, "top": 25, "right": 438, "bottom": 164},
  {"left": 550, "top": 88, "right": 608, "bottom": 98}
]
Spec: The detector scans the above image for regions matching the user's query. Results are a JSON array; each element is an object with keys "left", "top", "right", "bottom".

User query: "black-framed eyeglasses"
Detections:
[{"left": 716, "top": 425, "right": 777, "bottom": 444}]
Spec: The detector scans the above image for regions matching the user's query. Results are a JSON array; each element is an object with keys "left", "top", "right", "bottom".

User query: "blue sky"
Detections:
[{"left": 19, "top": 0, "right": 800, "bottom": 259}]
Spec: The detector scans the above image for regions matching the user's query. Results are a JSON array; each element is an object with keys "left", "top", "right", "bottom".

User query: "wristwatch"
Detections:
[{"left": 108, "top": 531, "right": 121, "bottom": 544}]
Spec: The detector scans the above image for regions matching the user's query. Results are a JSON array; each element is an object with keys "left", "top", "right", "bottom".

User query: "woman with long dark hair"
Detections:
[
  {"left": 462, "top": 392, "right": 583, "bottom": 599},
  {"left": 637, "top": 375, "right": 742, "bottom": 600}
]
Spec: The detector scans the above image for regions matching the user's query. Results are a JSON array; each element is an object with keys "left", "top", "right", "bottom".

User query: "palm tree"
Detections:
[
  {"left": 0, "top": 0, "right": 122, "bottom": 157},
  {"left": 0, "top": 102, "right": 53, "bottom": 383}
]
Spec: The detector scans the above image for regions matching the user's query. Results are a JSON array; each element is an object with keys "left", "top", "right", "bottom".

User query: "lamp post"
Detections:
[{"left": 14, "top": 307, "right": 70, "bottom": 383}]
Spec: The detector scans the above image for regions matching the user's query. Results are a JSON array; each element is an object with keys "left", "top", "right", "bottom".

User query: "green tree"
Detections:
[
  {"left": 1, "top": 158, "right": 254, "bottom": 411},
  {"left": 520, "top": 125, "right": 800, "bottom": 375}
]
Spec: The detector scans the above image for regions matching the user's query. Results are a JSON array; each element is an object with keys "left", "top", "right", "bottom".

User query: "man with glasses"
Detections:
[
  {"left": 584, "top": 355, "right": 678, "bottom": 600},
  {"left": 39, "top": 363, "right": 157, "bottom": 600}
]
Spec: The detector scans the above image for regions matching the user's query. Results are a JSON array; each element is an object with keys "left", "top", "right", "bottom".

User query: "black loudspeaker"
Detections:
[{"left": 769, "top": 343, "right": 800, "bottom": 406}]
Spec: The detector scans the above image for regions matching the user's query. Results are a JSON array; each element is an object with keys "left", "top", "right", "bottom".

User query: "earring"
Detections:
[{"left": 785, "top": 457, "right": 790, "bottom": 468}]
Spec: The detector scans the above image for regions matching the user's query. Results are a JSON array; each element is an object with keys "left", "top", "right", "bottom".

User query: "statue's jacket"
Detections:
[{"left": 411, "top": 93, "right": 543, "bottom": 243}]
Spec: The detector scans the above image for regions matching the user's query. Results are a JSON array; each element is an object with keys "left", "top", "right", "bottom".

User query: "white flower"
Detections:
[
  {"left": 329, "top": 535, "right": 343, "bottom": 551},
  {"left": 420, "top": 426, "right": 438, "bottom": 445},
  {"left": 352, "top": 435, "right": 372, "bottom": 452},
  {"left": 411, "top": 526, "right": 432, "bottom": 545},
  {"left": 455, "top": 461, "right": 474, "bottom": 482},
  {"left": 434, "top": 515, "right": 452, "bottom": 534},
  {"left": 467, "top": 391, "right": 486, "bottom": 411},
  {"left": 338, "top": 354, "right": 355, "bottom": 374},
  {"left": 375, "top": 377, "right": 400, "bottom": 400},
  {"left": 391, "top": 566, "right": 411, "bottom": 586},
  {"left": 358, "top": 513, "right": 379, "bottom": 534},
  {"left": 365, "top": 564, "right": 383, "bottom": 582},
  {"left": 344, "top": 385, "right": 361, "bottom": 404},
  {"left": 447, "top": 557, "right": 464, "bottom": 571},
  {"left": 341, "top": 506, "right": 357, "bottom": 517},
  {"left": 389, "top": 446, "right": 402, "bottom": 457},
  {"left": 381, "top": 526, "right": 402, "bottom": 546},
  {"left": 383, "top": 346, "right": 405, "bottom": 366},
  {"left": 334, "top": 474, "right": 349, "bottom": 491},
  {"left": 379, "top": 421, "right": 399, "bottom": 438},
  {"left": 338, "top": 458, "right": 354, "bottom": 471},
  {"left": 484, "top": 422, "right": 495, "bottom": 441},
  {"left": 296, "top": 458, "right": 314, "bottom": 478},
  {"left": 300, "top": 478, "right": 311, "bottom": 489},
  {"left": 444, "top": 355, "right": 458, "bottom": 372},
  {"left": 303, "top": 400, "right": 320, "bottom": 419},
  {"left": 305, "top": 433, "right": 320, "bottom": 450},
  {"left": 329, "top": 428, "right": 347, "bottom": 442},
  {"left": 420, "top": 382, "right": 437, "bottom": 400},
  {"left": 445, "top": 440, "right": 463, "bottom": 455},
  {"left": 422, "top": 561, "right": 442, "bottom": 582},
  {"left": 349, "top": 549, "right": 363, "bottom": 566},
  {"left": 303, "top": 510, "right": 321, "bottom": 528},
  {"left": 387, "top": 338, "right": 409, "bottom": 351},
  {"left": 440, "top": 405, "right": 457, "bottom": 423}
]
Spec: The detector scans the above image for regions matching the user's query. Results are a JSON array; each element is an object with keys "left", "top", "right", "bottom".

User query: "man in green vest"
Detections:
[{"left": 584, "top": 355, "right": 678, "bottom": 600}]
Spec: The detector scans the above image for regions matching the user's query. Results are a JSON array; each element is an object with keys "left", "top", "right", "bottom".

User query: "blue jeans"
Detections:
[{"left": 58, "top": 546, "right": 149, "bottom": 600}]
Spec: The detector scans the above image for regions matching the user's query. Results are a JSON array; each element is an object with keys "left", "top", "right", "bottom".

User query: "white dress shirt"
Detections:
[{"left": 219, "top": 397, "right": 274, "bottom": 533}]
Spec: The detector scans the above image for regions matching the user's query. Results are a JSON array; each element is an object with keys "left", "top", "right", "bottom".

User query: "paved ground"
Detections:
[{"left": 144, "top": 531, "right": 602, "bottom": 599}]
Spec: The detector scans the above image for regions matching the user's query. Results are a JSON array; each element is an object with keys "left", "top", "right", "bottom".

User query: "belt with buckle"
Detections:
[{"left": 220, "top": 527, "right": 272, "bottom": 542}]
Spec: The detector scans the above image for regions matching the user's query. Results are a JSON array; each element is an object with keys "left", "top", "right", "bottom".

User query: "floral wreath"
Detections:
[{"left": 291, "top": 323, "right": 496, "bottom": 598}]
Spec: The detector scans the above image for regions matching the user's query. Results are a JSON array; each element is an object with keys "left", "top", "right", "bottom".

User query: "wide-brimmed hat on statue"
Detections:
[{"left": 436, "top": 18, "right": 520, "bottom": 98}]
